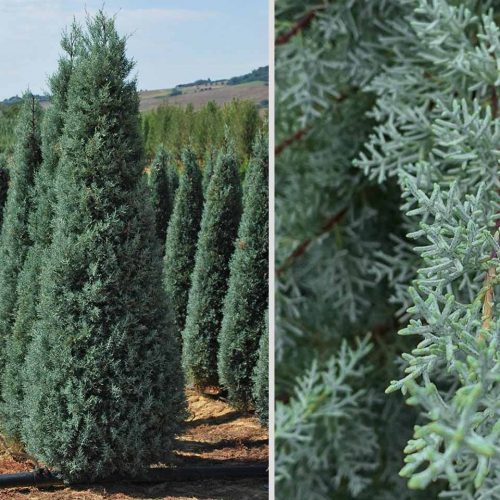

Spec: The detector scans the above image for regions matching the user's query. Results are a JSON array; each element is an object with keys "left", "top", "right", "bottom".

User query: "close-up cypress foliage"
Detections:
[
  {"left": 218, "top": 134, "right": 268, "bottom": 409},
  {"left": 149, "top": 145, "right": 179, "bottom": 248},
  {"left": 182, "top": 140, "right": 242, "bottom": 389},
  {"left": 21, "top": 12, "right": 185, "bottom": 481},
  {"left": 163, "top": 147, "right": 203, "bottom": 338},
  {"left": 276, "top": 0, "right": 500, "bottom": 498},
  {"left": 1, "top": 26, "right": 81, "bottom": 440},
  {"left": 0, "top": 93, "right": 42, "bottom": 387},
  {"left": 252, "top": 311, "right": 268, "bottom": 425}
]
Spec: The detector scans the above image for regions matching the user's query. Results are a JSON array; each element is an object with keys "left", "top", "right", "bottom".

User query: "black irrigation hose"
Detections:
[
  {"left": 0, "top": 464, "right": 268, "bottom": 489},
  {"left": 0, "top": 468, "right": 60, "bottom": 488}
]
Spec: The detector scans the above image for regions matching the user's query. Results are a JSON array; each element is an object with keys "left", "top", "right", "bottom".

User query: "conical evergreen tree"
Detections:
[
  {"left": 252, "top": 310, "right": 268, "bottom": 425},
  {"left": 163, "top": 147, "right": 203, "bottom": 338},
  {"left": 218, "top": 135, "right": 268, "bottom": 408},
  {"left": 1, "top": 26, "right": 81, "bottom": 440},
  {"left": 149, "top": 145, "right": 178, "bottom": 247},
  {"left": 0, "top": 93, "right": 42, "bottom": 382},
  {"left": 0, "top": 155, "right": 9, "bottom": 229},
  {"left": 22, "top": 13, "right": 185, "bottom": 481},
  {"left": 202, "top": 146, "right": 216, "bottom": 198},
  {"left": 182, "top": 141, "right": 242, "bottom": 389}
]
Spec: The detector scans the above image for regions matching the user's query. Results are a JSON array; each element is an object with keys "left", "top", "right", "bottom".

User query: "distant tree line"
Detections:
[
  {"left": 141, "top": 100, "right": 265, "bottom": 167},
  {"left": 0, "top": 104, "right": 21, "bottom": 156},
  {"left": 227, "top": 66, "right": 268, "bottom": 85}
]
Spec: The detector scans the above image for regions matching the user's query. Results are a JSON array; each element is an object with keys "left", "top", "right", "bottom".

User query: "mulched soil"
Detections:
[{"left": 0, "top": 389, "right": 269, "bottom": 500}]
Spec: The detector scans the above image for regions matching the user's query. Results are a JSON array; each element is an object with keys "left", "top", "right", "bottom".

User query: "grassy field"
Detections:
[{"left": 138, "top": 81, "right": 268, "bottom": 112}]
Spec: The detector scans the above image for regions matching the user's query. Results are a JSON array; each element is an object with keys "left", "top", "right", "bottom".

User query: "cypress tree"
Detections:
[
  {"left": 182, "top": 141, "right": 242, "bottom": 389},
  {"left": 149, "top": 145, "right": 178, "bottom": 247},
  {"left": 0, "top": 155, "right": 9, "bottom": 228},
  {"left": 252, "top": 311, "right": 268, "bottom": 425},
  {"left": 202, "top": 146, "right": 216, "bottom": 198},
  {"left": 0, "top": 93, "right": 42, "bottom": 382},
  {"left": 1, "top": 26, "right": 80, "bottom": 440},
  {"left": 218, "top": 135, "right": 268, "bottom": 408},
  {"left": 163, "top": 147, "right": 203, "bottom": 338},
  {"left": 22, "top": 13, "right": 185, "bottom": 481}
]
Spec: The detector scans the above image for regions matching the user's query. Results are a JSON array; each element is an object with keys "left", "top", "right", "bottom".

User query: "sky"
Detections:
[{"left": 0, "top": 0, "right": 269, "bottom": 99}]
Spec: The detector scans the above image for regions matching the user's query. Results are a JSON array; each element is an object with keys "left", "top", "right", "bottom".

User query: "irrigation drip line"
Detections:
[{"left": 0, "top": 464, "right": 268, "bottom": 489}]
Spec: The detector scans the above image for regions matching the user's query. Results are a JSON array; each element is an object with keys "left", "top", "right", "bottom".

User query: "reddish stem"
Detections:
[
  {"left": 275, "top": 128, "right": 308, "bottom": 156},
  {"left": 276, "top": 10, "right": 317, "bottom": 46},
  {"left": 276, "top": 208, "right": 348, "bottom": 276}
]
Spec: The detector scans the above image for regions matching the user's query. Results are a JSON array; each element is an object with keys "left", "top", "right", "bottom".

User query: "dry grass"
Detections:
[
  {"left": 0, "top": 389, "right": 268, "bottom": 500},
  {"left": 138, "top": 83, "right": 268, "bottom": 112}
]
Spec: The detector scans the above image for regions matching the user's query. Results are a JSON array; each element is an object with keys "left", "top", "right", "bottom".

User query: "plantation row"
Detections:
[
  {"left": 0, "top": 86, "right": 265, "bottom": 169},
  {"left": 141, "top": 100, "right": 264, "bottom": 166},
  {"left": 148, "top": 136, "right": 269, "bottom": 413},
  {"left": 0, "top": 12, "right": 268, "bottom": 482}
]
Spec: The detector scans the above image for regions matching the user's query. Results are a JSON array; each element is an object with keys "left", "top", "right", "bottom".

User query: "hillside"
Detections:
[
  {"left": 139, "top": 81, "right": 268, "bottom": 112},
  {"left": 1, "top": 66, "right": 269, "bottom": 113}
]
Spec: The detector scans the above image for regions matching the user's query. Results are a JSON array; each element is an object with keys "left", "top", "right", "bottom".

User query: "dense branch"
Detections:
[
  {"left": 275, "top": 92, "right": 354, "bottom": 156},
  {"left": 276, "top": 207, "right": 348, "bottom": 276}
]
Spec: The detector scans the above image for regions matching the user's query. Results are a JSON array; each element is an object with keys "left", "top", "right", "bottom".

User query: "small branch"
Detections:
[
  {"left": 275, "top": 128, "right": 308, "bottom": 156},
  {"left": 276, "top": 10, "right": 317, "bottom": 46},
  {"left": 276, "top": 207, "right": 348, "bottom": 276},
  {"left": 481, "top": 265, "right": 496, "bottom": 331},
  {"left": 275, "top": 91, "right": 355, "bottom": 157},
  {"left": 479, "top": 74, "right": 499, "bottom": 335},
  {"left": 480, "top": 223, "right": 500, "bottom": 335}
]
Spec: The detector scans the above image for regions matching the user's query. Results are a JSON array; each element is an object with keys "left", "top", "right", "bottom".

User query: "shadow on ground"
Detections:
[{"left": 0, "top": 388, "right": 269, "bottom": 500}]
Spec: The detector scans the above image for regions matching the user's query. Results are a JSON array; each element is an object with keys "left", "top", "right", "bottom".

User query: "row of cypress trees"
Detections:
[
  {"left": 0, "top": 14, "right": 185, "bottom": 481},
  {"left": 149, "top": 133, "right": 269, "bottom": 423},
  {"left": 0, "top": 10, "right": 268, "bottom": 481}
]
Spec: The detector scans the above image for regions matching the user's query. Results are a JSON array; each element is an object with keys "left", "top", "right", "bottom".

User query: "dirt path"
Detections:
[{"left": 0, "top": 389, "right": 269, "bottom": 499}]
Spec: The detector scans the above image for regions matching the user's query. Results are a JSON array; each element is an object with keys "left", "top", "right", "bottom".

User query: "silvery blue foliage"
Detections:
[{"left": 277, "top": 0, "right": 500, "bottom": 497}]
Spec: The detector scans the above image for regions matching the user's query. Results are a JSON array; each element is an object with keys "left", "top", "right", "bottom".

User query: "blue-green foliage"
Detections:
[
  {"left": 0, "top": 93, "right": 42, "bottom": 402},
  {"left": 2, "top": 26, "right": 80, "bottom": 441},
  {"left": 218, "top": 134, "right": 269, "bottom": 409},
  {"left": 276, "top": 0, "right": 500, "bottom": 498},
  {"left": 163, "top": 147, "right": 203, "bottom": 338},
  {"left": 276, "top": 337, "right": 380, "bottom": 499},
  {"left": 149, "top": 145, "right": 178, "bottom": 248},
  {"left": 0, "top": 155, "right": 9, "bottom": 228},
  {"left": 21, "top": 12, "right": 185, "bottom": 481},
  {"left": 252, "top": 310, "right": 269, "bottom": 424},
  {"left": 202, "top": 146, "right": 217, "bottom": 199},
  {"left": 182, "top": 140, "right": 242, "bottom": 389}
]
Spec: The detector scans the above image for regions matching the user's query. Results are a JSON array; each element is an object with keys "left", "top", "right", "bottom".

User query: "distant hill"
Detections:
[
  {"left": 1, "top": 66, "right": 269, "bottom": 114},
  {"left": 138, "top": 81, "right": 268, "bottom": 113},
  {"left": 1, "top": 94, "right": 50, "bottom": 106},
  {"left": 172, "top": 65, "right": 269, "bottom": 89},
  {"left": 227, "top": 66, "right": 268, "bottom": 85}
]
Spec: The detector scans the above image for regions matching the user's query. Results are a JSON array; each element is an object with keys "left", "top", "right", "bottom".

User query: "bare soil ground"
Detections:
[{"left": 0, "top": 389, "right": 269, "bottom": 500}]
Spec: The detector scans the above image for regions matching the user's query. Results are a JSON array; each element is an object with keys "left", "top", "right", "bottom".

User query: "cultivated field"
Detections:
[{"left": 138, "top": 82, "right": 268, "bottom": 112}]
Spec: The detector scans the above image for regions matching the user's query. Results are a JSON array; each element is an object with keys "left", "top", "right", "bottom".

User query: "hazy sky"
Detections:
[{"left": 0, "top": 0, "right": 269, "bottom": 99}]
